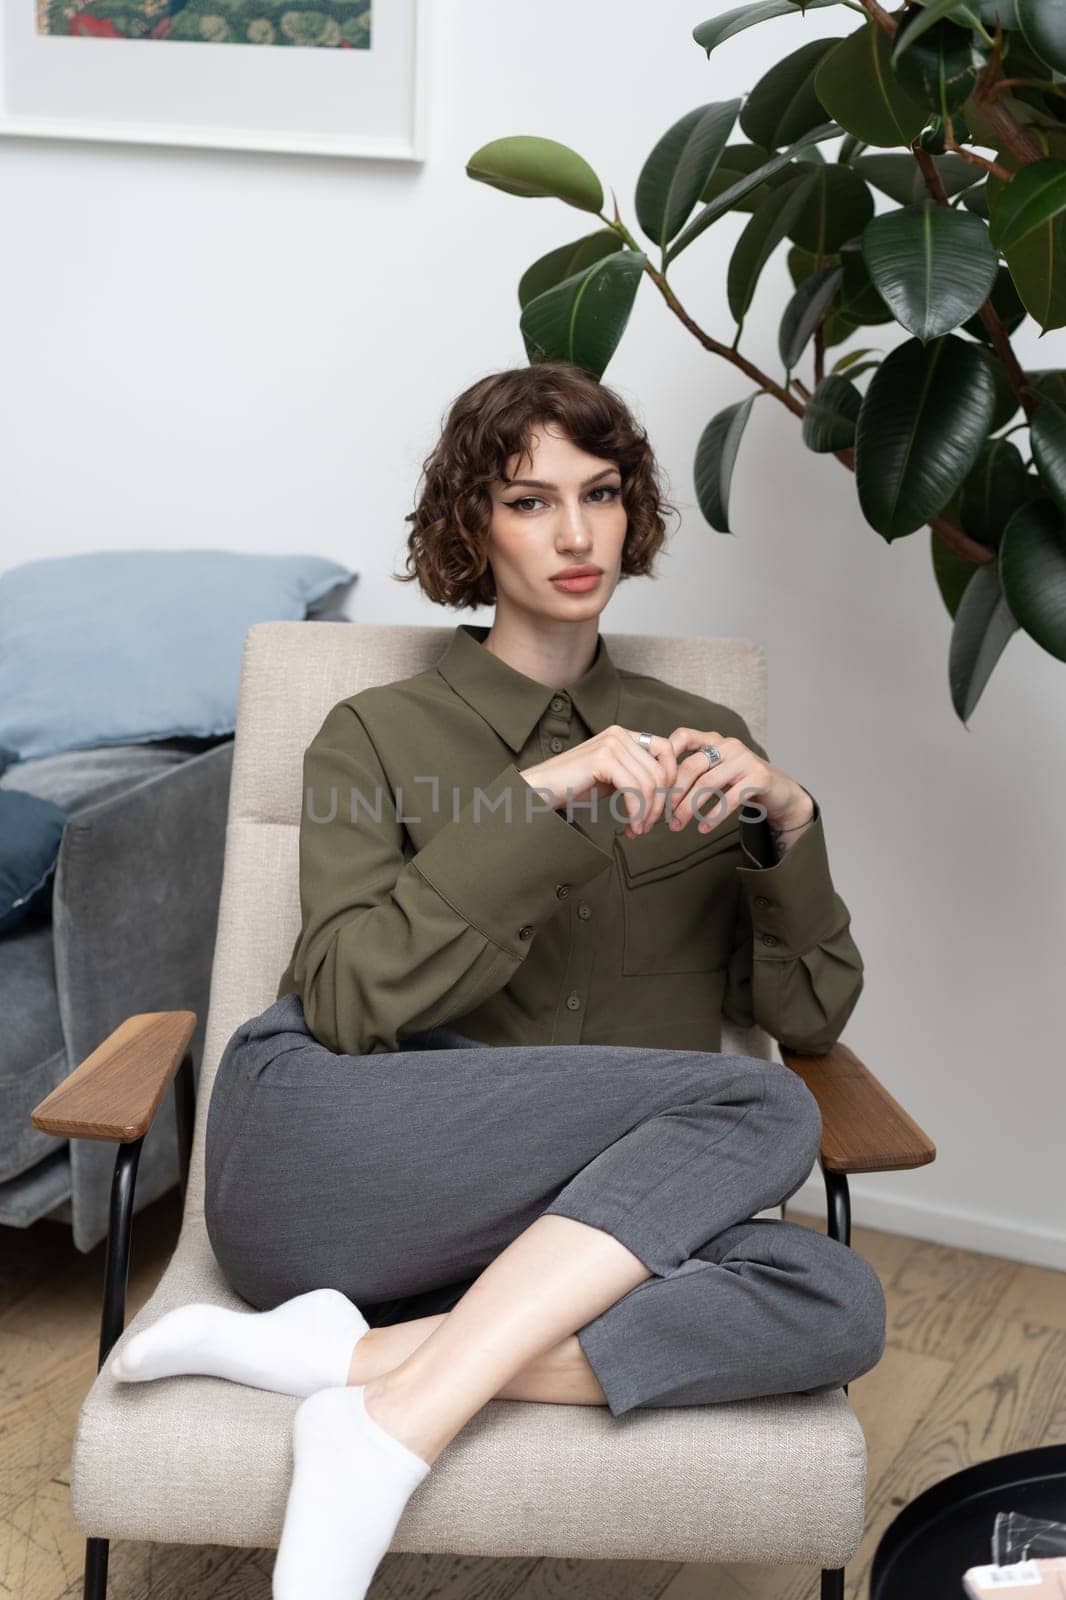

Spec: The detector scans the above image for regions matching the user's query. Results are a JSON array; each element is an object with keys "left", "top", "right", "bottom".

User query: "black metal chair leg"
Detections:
[
  {"left": 84, "top": 1535, "right": 109, "bottom": 1600},
  {"left": 822, "top": 1162, "right": 853, "bottom": 1407},
  {"left": 173, "top": 1049, "right": 196, "bottom": 1204},
  {"left": 97, "top": 1136, "right": 144, "bottom": 1370},
  {"left": 83, "top": 1135, "right": 144, "bottom": 1599},
  {"left": 821, "top": 1567, "right": 845, "bottom": 1598},
  {"left": 823, "top": 1164, "right": 852, "bottom": 1249}
]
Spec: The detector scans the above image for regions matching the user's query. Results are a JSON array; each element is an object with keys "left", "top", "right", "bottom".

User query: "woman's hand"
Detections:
[
  {"left": 520, "top": 725, "right": 683, "bottom": 839},
  {"left": 661, "top": 727, "right": 815, "bottom": 838}
]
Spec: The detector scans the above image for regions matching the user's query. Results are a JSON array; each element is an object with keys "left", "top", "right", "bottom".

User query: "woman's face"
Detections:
[{"left": 486, "top": 422, "right": 628, "bottom": 622}]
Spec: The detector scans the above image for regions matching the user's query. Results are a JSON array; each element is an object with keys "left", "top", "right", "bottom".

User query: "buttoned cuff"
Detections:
[
  {"left": 411, "top": 761, "right": 613, "bottom": 954},
  {"left": 736, "top": 793, "right": 842, "bottom": 957}
]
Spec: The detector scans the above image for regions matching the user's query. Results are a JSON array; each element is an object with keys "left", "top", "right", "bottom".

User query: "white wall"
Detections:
[{"left": 3, "top": 1, "right": 1064, "bottom": 1267}]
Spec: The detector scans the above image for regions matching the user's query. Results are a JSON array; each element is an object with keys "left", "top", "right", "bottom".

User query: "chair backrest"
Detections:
[{"left": 183, "top": 621, "right": 773, "bottom": 1219}]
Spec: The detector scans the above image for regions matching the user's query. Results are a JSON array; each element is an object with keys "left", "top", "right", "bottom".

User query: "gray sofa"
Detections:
[{"left": 0, "top": 736, "right": 234, "bottom": 1251}]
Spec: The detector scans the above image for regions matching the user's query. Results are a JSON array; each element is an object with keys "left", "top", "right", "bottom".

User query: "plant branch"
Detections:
[
  {"left": 604, "top": 213, "right": 807, "bottom": 419},
  {"left": 969, "top": 21, "right": 1048, "bottom": 164},
  {"left": 940, "top": 133, "right": 1014, "bottom": 181},
  {"left": 990, "top": 77, "right": 1066, "bottom": 98}
]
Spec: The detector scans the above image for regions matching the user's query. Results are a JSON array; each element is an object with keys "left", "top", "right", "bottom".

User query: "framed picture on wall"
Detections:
[{"left": 0, "top": 1, "right": 428, "bottom": 160}]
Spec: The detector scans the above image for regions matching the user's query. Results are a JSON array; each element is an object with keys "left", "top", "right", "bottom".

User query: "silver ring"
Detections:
[
  {"left": 703, "top": 744, "right": 722, "bottom": 767},
  {"left": 637, "top": 731, "right": 654, "bottom": 749}
]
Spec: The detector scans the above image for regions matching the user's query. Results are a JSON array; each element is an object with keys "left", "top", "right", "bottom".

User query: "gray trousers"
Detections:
[{"left": 203, "top": 992, "right": 886, "bottom": 1417}]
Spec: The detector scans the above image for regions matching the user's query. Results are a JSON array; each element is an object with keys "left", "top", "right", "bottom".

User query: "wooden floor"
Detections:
[{"left": 3, "top": 1189, "right": 1065, "bottom": 1600}]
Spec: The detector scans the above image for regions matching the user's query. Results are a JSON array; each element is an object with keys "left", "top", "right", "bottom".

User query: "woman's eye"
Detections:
[{"left": 505, "top": 485, "right": 621, "bottom": 512}]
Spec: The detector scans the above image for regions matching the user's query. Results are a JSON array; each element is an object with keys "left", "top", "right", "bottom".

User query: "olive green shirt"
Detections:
[{"left": 275, "top": 622, "right": 863, "bottom": 1057}]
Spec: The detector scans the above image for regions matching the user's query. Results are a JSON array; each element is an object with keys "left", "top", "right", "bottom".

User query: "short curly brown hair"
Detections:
[{"left": 395, "top": 362, "right": 678, "bottom": 609}]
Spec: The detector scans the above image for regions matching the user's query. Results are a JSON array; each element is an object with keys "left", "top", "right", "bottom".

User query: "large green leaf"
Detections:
[
  {"left": 814, "top": 20, "right": 929, "bottom": 147},
  {"left": 987, "top": 157, "right": 1066, "bottom": 250},
  {"left": 1016, "top": 0, "right": 1066, "bottom": 73},
  {"left": 958, "top": 436, "right": 1030, "bottom": 547},
  {"left": 854, "top": 334, "right": 998, "bottom": 538},
  {"left": 802, "top": 373, "right": 863, "bottom": 450},
  {"left": 999, "top": 497, "right": 1066, "bottom": 659},
  {"left": 892, "top": 12, "right": 987, "bottom": 115},
  {"left": 862, "top": 200, "right": 999, "bottom": 340},
  {"left": 849, "top": 151, "right": 981, "bottom": 204},
  {"left": 739, "top": 38, "right": 842, "bottom": 150},
  {"left": 665, "top": 120, "right": 841, "bottom": 264},
  {"left": 785, "top": 163, "right": 875, "bottom": 253},
  {"left": 1004, "top": 212, "right": 1066, "bottom": 331},
  {"left": 636, "top": 101, "right": 742, "bottom": 251},
  {"left": 694, "top": 394, "right": 761, "bottom": 532},
  {"left": 518, "top": 232, "right": 622, "bottom": 310},
  {"left": 466, "top": 136, "right": 604, "bottom": 213},
  {"left": 779, "top": 264, "right": 844, "bottom": 369},
  {"left": 520, "top": 250, "right": 645, "bottom": 377},
  {"left": 986, "top": 135, "right": 1066, "bottom": 331},
  {"left": 1030, "top": 391, "right": 1066, "bottom": 518},
  {"left": 991, "top": 134, "right": 1066, "bottom": 300},
  {"left": 693, "top": 0, "right": 843, "bottom": 57},
  {"left": 727, "top": 169, "right": 822, "bottom": 324},
  {"left": 948, "top": 558, "right": 1019, "bottom": 721}
]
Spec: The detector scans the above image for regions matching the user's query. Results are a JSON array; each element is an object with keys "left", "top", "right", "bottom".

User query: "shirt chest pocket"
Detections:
[{"left": 615, "top": 815, "right": 742, "bottom": 976}]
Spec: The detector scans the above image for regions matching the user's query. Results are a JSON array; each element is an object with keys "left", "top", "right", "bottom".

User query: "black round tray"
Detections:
[{"left": 870, "top": 1443, "right": 1066, "bottom": 1598}]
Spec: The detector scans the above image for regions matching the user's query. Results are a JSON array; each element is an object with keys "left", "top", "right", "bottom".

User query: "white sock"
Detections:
[
  {"left": 272, "top": 1384, "right": 431, "bottom": 1600},
  {"left": 110, "top": 1287, "right": 369, "bottom": 1398}
]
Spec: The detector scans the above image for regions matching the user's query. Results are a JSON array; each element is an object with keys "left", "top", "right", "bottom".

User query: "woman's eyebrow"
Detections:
[{"left": 504, "top": 467, "right": 620, "bottom": 491}]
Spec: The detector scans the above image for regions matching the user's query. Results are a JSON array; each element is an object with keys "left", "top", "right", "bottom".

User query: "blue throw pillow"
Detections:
[
  {"left": 0, "top": 789, "right": 68, "bottom": 936},
  {"left": 0, "top": 550, "right": 357, "bottom": 767}
]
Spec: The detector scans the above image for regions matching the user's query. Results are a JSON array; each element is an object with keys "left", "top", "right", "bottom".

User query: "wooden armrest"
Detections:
[
  {"left": 778, "top": 1038, "right": 936, "bottom": 1175},
  {"left": 30, "top": 1011, "right": 197, "bottom": 1143}
]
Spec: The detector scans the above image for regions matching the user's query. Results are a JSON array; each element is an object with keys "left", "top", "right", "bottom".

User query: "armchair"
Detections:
[{"left": 31, "top": 621, "right": 935, "bottom": 1600}]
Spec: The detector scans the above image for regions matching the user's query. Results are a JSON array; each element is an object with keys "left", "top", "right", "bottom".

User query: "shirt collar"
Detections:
[{"left": 436, "top": 622, "right": 622, "bottom": 753}]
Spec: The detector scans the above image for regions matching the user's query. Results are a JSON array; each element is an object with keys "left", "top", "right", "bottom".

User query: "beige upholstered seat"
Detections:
[{"left": 70, "top": 621, "right": 867, "bottom": 1569}]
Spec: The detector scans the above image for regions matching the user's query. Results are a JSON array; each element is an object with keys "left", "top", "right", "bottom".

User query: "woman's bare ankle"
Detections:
[{"left": 361, "top": 1367, "right": 444, "bottom": 1464}]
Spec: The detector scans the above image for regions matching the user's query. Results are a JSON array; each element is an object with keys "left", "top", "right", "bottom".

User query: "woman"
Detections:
[{"left": 111, "top": 362, "right": 886, "bottom": 1600}]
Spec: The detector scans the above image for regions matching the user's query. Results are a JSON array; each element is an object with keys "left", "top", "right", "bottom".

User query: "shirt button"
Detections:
[
  {"left": 549, "top": 736, "right": 564, "bottom": 752},
  {"left": 518, "top": 925, "right": 534, "bottom": 939},
  {"left": 555, "top": 883, "right": 570, "bottom": 899},
  {"left": 550, "top": 696, "right": 566, "bottom": 712},
  {"left": 754, "top": 896, "right": 771, "bottom": 908},
  {"left": 566, "top": 991, "right": 581, "bottom": 1010},
  {"left": 577, "top": 902, "right": 591, "bottom": 919},
  {"left": 761, "top": 933, "right": 779, "bottom": 947}
]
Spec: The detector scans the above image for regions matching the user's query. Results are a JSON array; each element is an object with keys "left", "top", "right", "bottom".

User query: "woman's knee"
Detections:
[{"left": 785, "top": 1226, "right": 887, "bottom": 1376}]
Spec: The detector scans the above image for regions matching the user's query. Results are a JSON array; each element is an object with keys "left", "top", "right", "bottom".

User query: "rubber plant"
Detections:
[{"left": 465, "top": 0, "right": 1066, "bottom": 723}]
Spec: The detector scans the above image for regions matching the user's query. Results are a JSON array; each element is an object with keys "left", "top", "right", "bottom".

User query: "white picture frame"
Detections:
[{"left": 0, "top": 1, "right": 428, "bottom": 161}]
